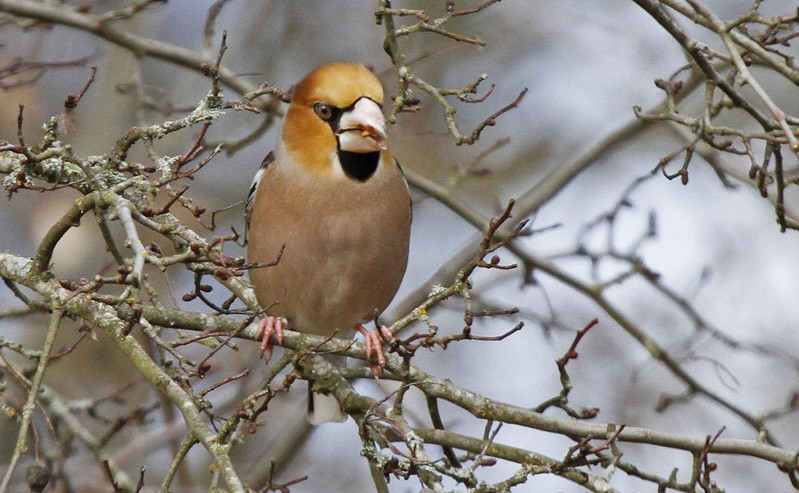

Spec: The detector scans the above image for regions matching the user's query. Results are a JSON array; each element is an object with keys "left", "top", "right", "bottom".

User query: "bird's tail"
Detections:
[{"left": 307, "top": 382, "right": 347, "bottom": 424}]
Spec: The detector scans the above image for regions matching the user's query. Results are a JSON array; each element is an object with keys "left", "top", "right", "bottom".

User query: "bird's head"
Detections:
[{"left": 281, "top": 62, "right": 389, "bottom": 181}]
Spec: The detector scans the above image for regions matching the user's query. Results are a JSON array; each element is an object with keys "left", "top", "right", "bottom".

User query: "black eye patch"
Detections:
[
  {"left": 313, "top": 102, "right": 344, "bottom": 131},
  {"left": 313, "top": 97, "right": 381, "bottom": 132}
]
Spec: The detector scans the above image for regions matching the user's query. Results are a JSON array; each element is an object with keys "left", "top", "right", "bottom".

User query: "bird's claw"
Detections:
[
  {"left": 256, "top": 316, "right": 286, "bottom": 362},
  {"left": 357, "top": 323, "right": 394, "bottom": 378}
]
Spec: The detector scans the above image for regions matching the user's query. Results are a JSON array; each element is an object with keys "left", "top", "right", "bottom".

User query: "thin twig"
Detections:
[{"left": 0, "top": 309, "right": 64, "bottom": 493}]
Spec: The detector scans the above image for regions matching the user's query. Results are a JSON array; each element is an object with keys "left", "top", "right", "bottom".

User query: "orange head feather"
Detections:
[{"left": 280, "top": 63, "right": 386, "bottom": 177}]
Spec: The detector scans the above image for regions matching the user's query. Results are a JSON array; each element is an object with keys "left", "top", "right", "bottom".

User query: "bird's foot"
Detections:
[
  {"left": 256, "top": 316, "right": 286, "bottom": 362},
  {"left": 356, "top": 323, "right": 394, "bottom": 377}
]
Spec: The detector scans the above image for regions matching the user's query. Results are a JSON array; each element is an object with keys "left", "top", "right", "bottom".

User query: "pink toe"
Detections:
[
  {"left": 258, "top": 317, "right": 281, "bottom": 361},
  {"left": 357, "top": 323, "right": 389, "bottom": 375}
]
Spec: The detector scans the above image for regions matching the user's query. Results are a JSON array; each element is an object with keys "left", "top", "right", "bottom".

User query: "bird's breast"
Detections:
[{"left": 247, "top": 160, "right": 411, "bottom": 335}]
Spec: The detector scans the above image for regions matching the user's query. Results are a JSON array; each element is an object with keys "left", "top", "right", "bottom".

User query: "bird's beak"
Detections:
[{"left": 336, "top": 98, "right": 387, "bottom": 153}]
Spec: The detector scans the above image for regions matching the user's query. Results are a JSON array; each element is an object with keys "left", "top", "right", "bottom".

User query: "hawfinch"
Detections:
[{"left": 245, "top": 62, "right": 412, "bottom": 423}]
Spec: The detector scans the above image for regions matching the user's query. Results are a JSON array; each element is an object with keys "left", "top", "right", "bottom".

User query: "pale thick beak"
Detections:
[{"left": 336, "top": 98, "right": 387, "bottom": 153}]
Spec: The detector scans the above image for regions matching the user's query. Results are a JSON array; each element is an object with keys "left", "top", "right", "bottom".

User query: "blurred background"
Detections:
[{"left": 1, "top": 0, "right": 799, "bottom": 491}]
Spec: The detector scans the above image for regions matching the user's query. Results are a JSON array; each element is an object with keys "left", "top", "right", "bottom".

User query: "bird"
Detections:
[{"left": 245, "top": 62, "right": 412, "bottom": 423}]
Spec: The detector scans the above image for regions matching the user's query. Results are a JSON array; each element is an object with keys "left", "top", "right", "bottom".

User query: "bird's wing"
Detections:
[{"left": 243, "top": 151, "right": 274, "bottom": 242}]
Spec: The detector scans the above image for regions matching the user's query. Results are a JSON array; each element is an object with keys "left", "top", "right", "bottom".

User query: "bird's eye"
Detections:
[{"left": 314, "top": 102, "right": 335, "bottom": 121}]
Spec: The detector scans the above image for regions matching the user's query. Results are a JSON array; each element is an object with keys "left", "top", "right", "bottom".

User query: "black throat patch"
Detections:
[{"left": 338, "top": 150, "right": 380, "bottom": 182}]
